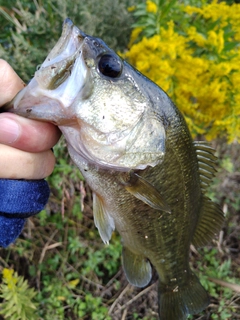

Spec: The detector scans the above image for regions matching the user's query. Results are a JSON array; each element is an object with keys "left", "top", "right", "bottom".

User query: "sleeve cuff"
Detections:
[
  {"left": 0, "top": 179, "right": 50, "bottom": 247},
  {"left": 0, "top": 179, "right": 50, "bottom": 218}
]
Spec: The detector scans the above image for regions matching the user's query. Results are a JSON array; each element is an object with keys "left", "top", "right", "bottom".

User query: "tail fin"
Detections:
[{"left": 158, "top": 272, "right": 209, "bottom": 320}]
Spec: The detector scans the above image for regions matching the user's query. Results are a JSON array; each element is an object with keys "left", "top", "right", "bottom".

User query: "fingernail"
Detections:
[{"left": 0, "top": 118, "right": 20, "bottom": 144}]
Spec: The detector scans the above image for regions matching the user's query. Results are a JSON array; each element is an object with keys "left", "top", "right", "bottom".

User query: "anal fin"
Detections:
[
  {"left": 92, "top": 192, "right": 115, "bottom": 244},
  {"left": 122, "top": 246, "right": 152, "bottom": 288},
  {"left": 192, "top": 196, "right": 224, "bottom": 247}
]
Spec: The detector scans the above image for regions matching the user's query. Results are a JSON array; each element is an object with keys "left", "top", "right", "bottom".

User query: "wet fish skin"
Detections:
[{"left": 3, "top": 19, "right": 224, "bottom": 319}]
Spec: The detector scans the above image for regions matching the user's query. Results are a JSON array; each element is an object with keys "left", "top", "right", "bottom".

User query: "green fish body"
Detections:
[{"left": 4, "top": 19, "right": 224, "bottom": 319}]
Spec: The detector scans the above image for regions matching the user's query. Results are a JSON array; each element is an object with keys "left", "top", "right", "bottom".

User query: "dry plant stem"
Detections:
[
  {"left": 109, "top": 283, "right": 156, "bottom": 315},
  {"left": 117, "top": 283, "right": 156, "bottom": 312},
  {"left": 208, "top": 277, "right": 240, "bottom": 293},
  {"left": 230, "top": 294, "right": 240, "bottom": 305},
  {"left": 0, "top": 256, "right": 9, "bottom": 268},
  {"left": 37, "top": 229, "right": 61, "bottom": 290},
  {"left": 217, "top": 229, "right": 224, "bottom": 254},
  {"left": 108, "top": 284, "right": 131, "bottom": 315},
  {"left": 121, "top": 308, "right": 128, "bottom": 320}
]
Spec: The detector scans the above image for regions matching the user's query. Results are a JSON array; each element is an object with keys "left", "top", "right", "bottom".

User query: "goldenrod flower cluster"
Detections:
[
  {"left": 2, "top": 268, "right": 17, "bottom": 290},
  {"left": 146, "top": 0, "right": 158, "bottom": 14},
  {"left": 125, "top": 1, "right": 240, "bottom": 142}
]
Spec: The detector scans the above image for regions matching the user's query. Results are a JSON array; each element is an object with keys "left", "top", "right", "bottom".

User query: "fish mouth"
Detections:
[
  {"left": 8, "top": 18, "right": 89, "bottom": 123},
  {"left": 39, "top": 18, "right": 86, "bottom": 72}
]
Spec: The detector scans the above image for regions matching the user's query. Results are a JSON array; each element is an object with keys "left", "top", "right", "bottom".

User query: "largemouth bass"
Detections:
[{"left": 3, "top": 19, "right": 224, "bottom": 319}]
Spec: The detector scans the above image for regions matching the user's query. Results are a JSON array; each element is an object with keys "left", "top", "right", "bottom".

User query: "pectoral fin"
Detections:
[
  {"left": 92, "top": 193, "right": 115, "bottom": 244},
  {"left": 124, "top": 172, "right": 171, "bottom": 213},
  {"left": 122, "top": 246, "right": 152, "bottom": 288}
]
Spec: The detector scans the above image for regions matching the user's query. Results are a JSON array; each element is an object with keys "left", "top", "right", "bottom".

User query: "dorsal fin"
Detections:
[
  {"left": 192, "top": 196, "right": 224, "bottom": 247},
  {"left": 192, "top": 142, "right": 224, "bottom": 247},
  {"left": 194, "top": 141, "right": 218, "bottom": 191}
]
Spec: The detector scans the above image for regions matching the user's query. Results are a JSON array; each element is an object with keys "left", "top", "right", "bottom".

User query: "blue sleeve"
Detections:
[{"left": 0, "top": 179, "right": 50, "bottom": 247}]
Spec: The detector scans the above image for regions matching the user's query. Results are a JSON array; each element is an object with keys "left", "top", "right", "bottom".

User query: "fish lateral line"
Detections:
[{"left": 120, "top": 170, "right": 171, "bottom": 213}]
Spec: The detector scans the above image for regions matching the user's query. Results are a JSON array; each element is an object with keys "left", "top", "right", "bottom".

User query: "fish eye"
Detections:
[{"left": 98, "top": 54, "right": 122, "bottom": 78}]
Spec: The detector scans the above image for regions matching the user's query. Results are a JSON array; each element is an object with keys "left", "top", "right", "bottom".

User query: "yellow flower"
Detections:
[
  {"left": 136, "top": 60, "right": 150, "bottom": 73},
  {"left": 187, "top": 26, "right": 206, "bottom": 47},
  {"left": 2, "top": 268, "right": 17, "bottom": 289},
  {"left": 2, "top": 268, "right": 14, "bottom": 281},
  {"left": 125, "top": 1, "right": 240, "bottom": 142},
  {"left": 206, "top": 30, "right": 224, "bottom": 53},
  {"left": 217, "top": 29, "right": 224, "bottom": 53},
  {"left": 184, "top": 5, "right": 202, "bottom": 16},
  {"left": 128, "top": 27, "right": 143, "bottom": 47},
  {"left": 207, "top": 30, "right": 218, "bottom": 48},
  {"left": 57, "top": 296, "right": 66, "bottom": 301},
  {"left": 128, "top": 6, "right": 136, "bottom": 12},
  {"left": 68, "top": 278, "right": 80, "bottom": 288},
  {"left": 146, "top": 0, "right": 157, "bottom": 14}
]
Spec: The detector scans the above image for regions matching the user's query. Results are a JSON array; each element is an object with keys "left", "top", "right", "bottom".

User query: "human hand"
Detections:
[
  {"left": 0, "top": 59, "right": 61, "bottom": 247},
  {"left": 0, "top": 59, "right": 61, "bottom": 179}
]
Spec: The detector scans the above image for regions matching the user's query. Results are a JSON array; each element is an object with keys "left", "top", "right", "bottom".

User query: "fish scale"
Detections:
[{"left": 2, "top": 18, "right": 224, "bottom": 320}]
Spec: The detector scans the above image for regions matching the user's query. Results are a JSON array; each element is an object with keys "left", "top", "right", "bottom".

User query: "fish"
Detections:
[{"left": 2, "top": 18, "right": 224, "bottom": 319}]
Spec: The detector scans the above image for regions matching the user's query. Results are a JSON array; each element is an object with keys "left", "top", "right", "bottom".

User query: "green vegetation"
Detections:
[
  {"left": 125, "top": 0, "right": 240, "bottom": 142},
  {"left": 0, "top": 1, "right": 240, "bottom": 319},
  {"left": 0, "top": 269, "right": 37, "bottom": 320},
  {"left": 0, "top": 0, "right": 138, "bottom": 81}
]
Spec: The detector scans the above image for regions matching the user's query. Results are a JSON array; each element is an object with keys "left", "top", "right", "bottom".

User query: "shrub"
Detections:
[{"left": 124, "top": 0, "right": 240, "bottom": 142}]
